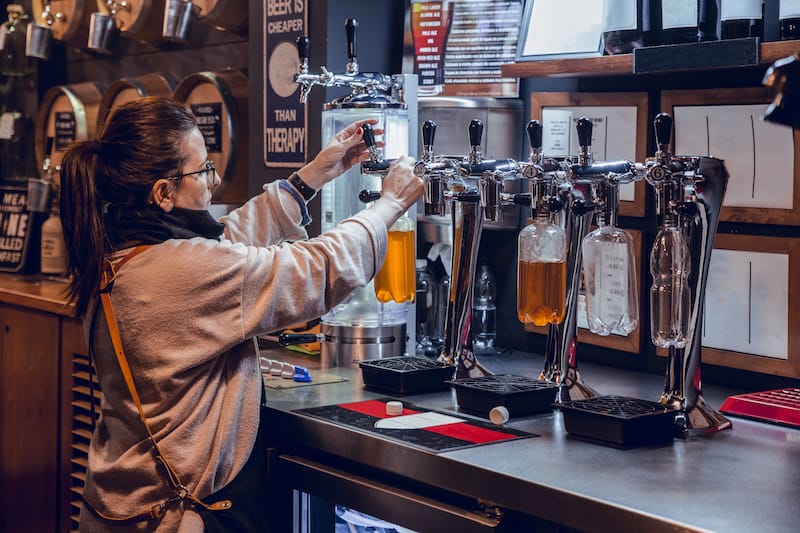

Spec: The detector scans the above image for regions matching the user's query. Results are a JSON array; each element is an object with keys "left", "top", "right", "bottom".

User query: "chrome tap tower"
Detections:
[
  {"left": 644, "top": 113, "right": 732, "bottom": 436},
  {"left": 294, "top": 19, "right": 417, "bottom": 365}
]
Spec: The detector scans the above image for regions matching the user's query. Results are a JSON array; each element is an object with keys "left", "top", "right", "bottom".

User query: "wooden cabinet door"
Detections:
[{"left": 0, "top": 304, "right": 60, "bottom": 533}]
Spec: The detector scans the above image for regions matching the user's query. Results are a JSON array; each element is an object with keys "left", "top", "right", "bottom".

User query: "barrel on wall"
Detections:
[
  {"left": 96, "top": 73, "right": 177, "bottom": 129},
  {"left": 31, "top": 0, "right": 95, "bottom": 51},
  {"left": 194, "top": 0, "right": 248, "bottom": 35},
  {"left": 34, "top": 81, "right": 105, "bottom": 182},
  {"left": 172, "top": 68, "right": 249, "bottom": 205}
]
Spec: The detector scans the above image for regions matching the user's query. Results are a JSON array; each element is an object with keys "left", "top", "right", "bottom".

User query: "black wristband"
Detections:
[{"left": 287, "top": 172, "right": 316, "bottom": 201}]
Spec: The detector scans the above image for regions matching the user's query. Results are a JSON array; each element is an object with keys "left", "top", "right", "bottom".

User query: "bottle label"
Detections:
[
  {"left": 780, "top": 0, "right": 800, "bottom": 18},
  {"left": 603, "top": 0, "right": 637, "bottom": 32},
  {"left": 662, "top": 0, "right": 697, "bottom": 29},
  {"left": 721, "top": 0, "right": 762, "bottom": 20},
  {"left": 0, "top": 112, "right": 19, "bottom": 140},
  {"left": 596, "top": 242, "right": 630, "bottom": 323}
]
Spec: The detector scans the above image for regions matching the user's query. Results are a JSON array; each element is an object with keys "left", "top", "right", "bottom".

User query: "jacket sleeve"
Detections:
[{"left": 219, "top": 181, "right": 309, "bottom": 246}]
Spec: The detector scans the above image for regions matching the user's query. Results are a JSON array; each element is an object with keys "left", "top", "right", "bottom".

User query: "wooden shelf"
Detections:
[{"left": 502, "top": 39, "right": 800, "bottom": 78}]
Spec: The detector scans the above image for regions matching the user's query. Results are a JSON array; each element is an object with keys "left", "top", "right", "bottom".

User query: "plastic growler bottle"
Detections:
[
  {"left": 779, "top": 0, "right": 800, "bottom": 39},
  {"left": 472, "top": 260, "right": 497, "bottom": 355},
  {"left": 649, "top": 213, "right": 691, "bottom": 348},
  {"left": 720, "top": 0, "right": 764, "bottom": 40},
  {"left": 602, "top": 0, "right": 661, "bottom": 55},
  {"left": 581, "top": 214, "right": 639, "bottom": 336},
  {"left": 517, "top": 210, "right": 567, "bottom": 327},
  {"left": 375, "top": 213, "right": 416, "bottom": 304}
]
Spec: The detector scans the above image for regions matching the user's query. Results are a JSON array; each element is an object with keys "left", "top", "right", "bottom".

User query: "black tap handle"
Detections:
[
  {"left": 359, "top": 189, "right": 381, "bottom": 203},
  {"left": 296, "top": 36, "right": 309, "bottom": 63},
  {"left": 422, "top": 120, "right": 436, "bottom": 147},
  {"left": 361, "top": 123, "right": 376, "bottom": 148},
  {"left": 654, "top": 112, "right": 673, "bottom": 147},
  {"left": 345, "top": 18, "right": 357, "bottom": 61},
  {"left": 576, "top": 116, "right": 592, "bottom": 148},
  {"left": 45, "top": 136, "right": 54, "bottom": 157},
  {"left": 469, "top": 119, "right": 483, "bottom": 147},
  {"left": 527, "top": 120, "right": 543, "bottom": 150}
]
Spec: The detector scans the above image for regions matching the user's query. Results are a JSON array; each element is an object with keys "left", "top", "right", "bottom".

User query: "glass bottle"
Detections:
[
  {"left": 517, "top": 210, "right": 567, "bottom": 327},
  {"left": 602, "top": 0, "right": 661, "bottom": 55},
  {"left": 415, "top": 259, "right": 438, "bottom": 354},
  {"left": 40, "top": 185, "right": 67, "bottom": 276},
  {"left": 698, "top": 0, "right": 720, "bottom": 41},
  {"left": 472, "top": 260, "right": 496, "bottom": 355},
  {"left": 434, "top": 272, "right": 449, "bottom": 348},
  {"left": 375, "top": 213, "right": 416, "bottom": 304},
  {"left": 720, "top": 0, "right": 764, "bottom": 39},
  {"left": 581, "top": 214, "right": 639, "bottom": 336},
  {"left": 649, "top": 213, "right": 691, "bottom": 348},
  {"left": 661, "top": 0, "right": 700, "bottom": 44},
  {"left": 779, "top": 0, "right": 800, "bottom": 39}
]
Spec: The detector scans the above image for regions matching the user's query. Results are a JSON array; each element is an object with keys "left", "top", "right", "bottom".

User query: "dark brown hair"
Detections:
[{"left": 59, "top": 96, "right": 198, "bottom": 319}]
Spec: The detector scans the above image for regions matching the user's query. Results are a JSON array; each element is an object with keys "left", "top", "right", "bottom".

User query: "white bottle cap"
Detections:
[
  {"left": 386, "top": 401, "right": 403, "bottom": 416},
  {"left": 489, "top": 405, "right": 509, "bottom": 425}
]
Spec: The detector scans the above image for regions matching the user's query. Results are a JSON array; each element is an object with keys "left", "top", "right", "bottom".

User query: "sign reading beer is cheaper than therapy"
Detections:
[{"left": 264, "top": 0, "right": 307, "bottom": 167}]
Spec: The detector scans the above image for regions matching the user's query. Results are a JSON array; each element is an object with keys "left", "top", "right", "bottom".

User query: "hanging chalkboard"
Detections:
[{"left": 0, "top": 184, "right": 39, "bottom": 273}]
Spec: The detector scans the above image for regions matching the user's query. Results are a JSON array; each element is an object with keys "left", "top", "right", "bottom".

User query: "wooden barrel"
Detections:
[
  {"left": 173, "top": 69, "right": 249, "bottom": 205},
  {"left": 194, "top": 0, "right": 248, "bottom": 34},
  {"left": 31, "top": 0, "right": 94, "bottom": 50},
  {"left": 34, "top": 81, "right": 105, "bottom": 183},
  {"left": 114, "top": 0, "right": 167, "bottom": 44},
  {"left": 97, "top": 73, "right": 177, "bottom": 130}
]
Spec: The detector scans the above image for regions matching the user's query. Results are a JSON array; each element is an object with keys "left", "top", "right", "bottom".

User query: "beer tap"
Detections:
[
  {"left": 644, "top": 113, "right": 732, "bottom": 437},
  {"left": 414, "top": 119, "right": 521, "bottom": 378},
  {"left": 359, "top": 123, "right": 393, "bottom": 176},
  {"left": 294, "top": 18, "right": 402, "bottom": 105}
]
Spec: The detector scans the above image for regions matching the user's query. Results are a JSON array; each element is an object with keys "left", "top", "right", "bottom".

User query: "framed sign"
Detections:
[
  {"left": 403, "top": 0, "right": 522, "bottom": 98},
  {"left": 661, "top": 87, "right": 800, "bottom": 225},
  {"left": 530, "top": 92, "right": 649, "bottom": 217},
  {"left": 698, "top": 233, "right": 800, "bottom": 379},
  {"left": 516, "top": 0, "right": 604, "bottom": 61},
  {"left": 525, "top": 228, "right": 643, "bottom": 354},
  {"left": 0, "top": 185, "right": 36, "bottom": 273}
]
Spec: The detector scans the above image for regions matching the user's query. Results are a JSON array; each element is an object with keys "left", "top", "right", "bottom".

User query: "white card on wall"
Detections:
[
  {"left": 673, "top": 104, "right": 795, "bottom": 210},
  {"left": 702, "top": 249, "right": 789, "bottom": 359},
  {"left": 541, "top": 106, "right": 639, "bottom": 202}
]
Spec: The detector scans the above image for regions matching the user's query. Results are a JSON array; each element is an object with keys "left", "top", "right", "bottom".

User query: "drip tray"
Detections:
[
  {"left": 359, "top": 356, "right": 455, "bottom": 395},
  {"left": 558, "top": 396, "right": 679, "bottom": 448},
  {"left": 448, "top": 375, "right": 558, "bottom": 418}
]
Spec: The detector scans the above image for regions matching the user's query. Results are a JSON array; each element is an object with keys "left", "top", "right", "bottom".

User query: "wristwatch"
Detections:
[{"left": 287, "top": 172, "right": 316, "bottom": 201}]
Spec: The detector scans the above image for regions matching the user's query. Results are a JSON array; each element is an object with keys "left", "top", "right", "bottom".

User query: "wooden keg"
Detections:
[
  {"left": 97, "top": 73, "right": 176, "bottom": 130},
  {"left": 34, "top": 81, "right": 105, "bottom": 183},
  {"left": 173, "top": 69, "right": 248, "bottom": 205},
  {"left": 194, "top": 0, "right": 248, "bottom": 34},
  {"left": 31, "top": 0, "right": 94, "bottom": 50}
]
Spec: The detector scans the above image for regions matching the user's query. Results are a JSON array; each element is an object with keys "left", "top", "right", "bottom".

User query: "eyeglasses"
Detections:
[{"left": 168, "top": 160, "right": 216, "bottom": 187}]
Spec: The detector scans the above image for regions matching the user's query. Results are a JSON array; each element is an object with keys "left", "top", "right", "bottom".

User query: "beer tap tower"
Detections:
[
  {"left": 293, "top": 19, "right": 418, "bottom": 365},
  {"left": 415, "top": 119, "right": 519, "bottom": 378},
  {"left": 644, "top": 113, "right": 732, "bottom": 436}
]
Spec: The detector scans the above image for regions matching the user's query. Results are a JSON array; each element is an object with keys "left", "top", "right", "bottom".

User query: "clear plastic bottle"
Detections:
[
  {"left": 517, "top": 211, "right": 567, "bottom": 327},
  {"left": 472, "top": 261, "right": 496, "bottom": 355},
  {"left": 374, "top": 213, "right": 416, "bottom": 304},
  {"left": 649, "top": 214, "right": 691, "bottom": 348},
  {"left": 581, "top": 215, "right": 639, "bottom": 336},
  {"left": 415, "top": 259, "right": 438, "bottom": 354}
]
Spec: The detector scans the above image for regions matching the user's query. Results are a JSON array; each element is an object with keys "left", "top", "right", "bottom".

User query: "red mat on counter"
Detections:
[
  {"left": 295, "top": 398, "right": 537, "bottom": 452},
  {"left": 720, "top": 388, "right": 800, "bottom": 429}
]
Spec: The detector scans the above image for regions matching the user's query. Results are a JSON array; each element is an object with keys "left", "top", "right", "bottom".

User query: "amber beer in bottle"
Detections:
[
  {"left": 375, "top": 214, "right": 416, "bottom": 304},
  {"left": 517, "top": 212, "right": 567, "bottom": 327}
]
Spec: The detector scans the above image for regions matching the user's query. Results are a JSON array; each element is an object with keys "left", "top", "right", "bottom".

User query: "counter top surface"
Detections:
[
  {"left": 261, "top": 348, "right": 800, "bottom": 533},
  {"left": 0, "top": 273, "right": 73, "bottom": 316}
]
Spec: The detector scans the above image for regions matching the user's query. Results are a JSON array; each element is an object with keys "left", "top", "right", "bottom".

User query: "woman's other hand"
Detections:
[
  {"left": 373, "top": 155, "right": 424, "bottom": 225},
  {"left": 297, "top": 119, "right": 383, "bottom": 190}
]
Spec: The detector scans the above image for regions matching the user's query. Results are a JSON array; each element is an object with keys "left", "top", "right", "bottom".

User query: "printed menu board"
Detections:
[
  {"left": 404, "top": 0, "right": 522, "bottom": 98},
  {"left": 0, "top": 185, "right": 36, "bottom": 273}
]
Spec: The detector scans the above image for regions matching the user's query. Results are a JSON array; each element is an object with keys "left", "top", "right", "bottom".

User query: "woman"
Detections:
[{"left": 60, "top": 96, "right": 423, "bottom": 531}]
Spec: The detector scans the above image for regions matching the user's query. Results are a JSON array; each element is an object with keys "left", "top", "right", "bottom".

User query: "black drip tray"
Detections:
[
  {"left": 359, "top": 356, "right": 455, "bottom": 394},
  {"left": 448, "top": 374, "right": 558, "bottom": 418},
  {"left": 558, "top": 396, "right": 679, "bottom": 448}
]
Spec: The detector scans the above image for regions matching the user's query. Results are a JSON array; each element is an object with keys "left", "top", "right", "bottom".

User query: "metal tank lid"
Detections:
[
  {"left": 418, "top": 96, "right": 522, "bottom": 109},
  {"left": 323, "top": 93, "right": 407, "bottom": 110}
]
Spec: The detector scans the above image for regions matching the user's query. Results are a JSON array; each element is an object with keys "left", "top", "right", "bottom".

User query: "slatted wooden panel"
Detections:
[{"left": 68, "top": 353, "right": 101, "bottom": 531}]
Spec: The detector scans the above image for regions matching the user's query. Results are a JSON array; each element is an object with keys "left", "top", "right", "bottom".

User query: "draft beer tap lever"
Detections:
[{"left": 360, "top": 123, "right": 393, "bottom": 176}]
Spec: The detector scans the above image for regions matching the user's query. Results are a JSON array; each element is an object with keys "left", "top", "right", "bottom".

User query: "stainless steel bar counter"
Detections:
[{"left": 260, "top": 348, "right": 800, "bottom": 532}]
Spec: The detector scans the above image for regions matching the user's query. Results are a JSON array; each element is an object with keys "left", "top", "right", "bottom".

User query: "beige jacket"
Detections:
[{"left": 79, "top": 181, "right": 389, "bottom": 532}]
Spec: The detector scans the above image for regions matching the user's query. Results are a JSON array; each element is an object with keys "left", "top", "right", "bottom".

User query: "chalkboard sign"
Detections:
[
  {"left": 0, "top": 184, "right": 38, "bottom": 273},
  {"left": 190, "top": 103, "right": 223, "bottom": 153}
]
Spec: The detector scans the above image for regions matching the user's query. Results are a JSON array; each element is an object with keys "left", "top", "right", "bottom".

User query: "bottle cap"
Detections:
[
  {"left": 386, "top": 401, "right": 403, "bottom": 416},
  {"left": 489, "top": 405, "right": 509, "bottom": 425}
]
